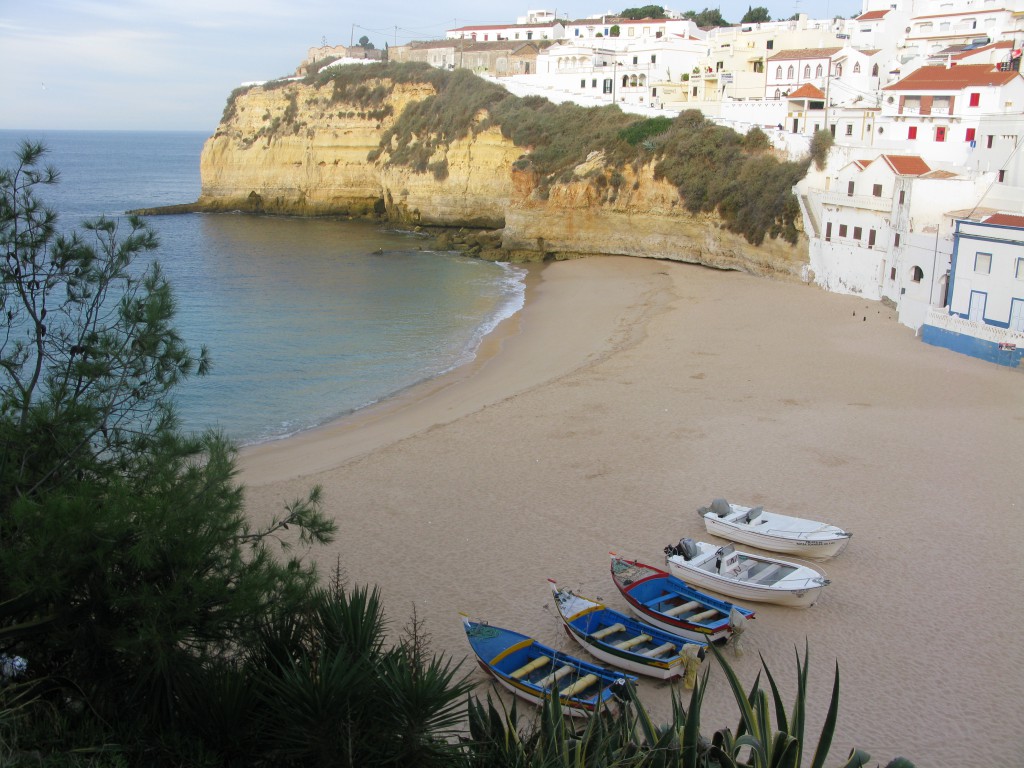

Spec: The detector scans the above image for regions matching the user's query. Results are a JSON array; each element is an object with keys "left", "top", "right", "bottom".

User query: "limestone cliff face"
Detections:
[{"left": 197, "top": 78, "right": 808, "bottom": 280}]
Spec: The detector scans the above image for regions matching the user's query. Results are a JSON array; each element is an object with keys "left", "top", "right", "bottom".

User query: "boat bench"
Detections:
[{"left": 750, "top": 564, "right": 782, "bottom": 584}]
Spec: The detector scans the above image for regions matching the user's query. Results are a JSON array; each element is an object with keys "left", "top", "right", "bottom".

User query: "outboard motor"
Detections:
[{"left": 680, "top": 538, "right": 701, "bottom": 561}]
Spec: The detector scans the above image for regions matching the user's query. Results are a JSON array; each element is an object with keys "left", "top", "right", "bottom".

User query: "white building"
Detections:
[
  {"left": 446, "top": 20, "right": 565, "bottom": 42},
  {"left": 920, "top": 213, "right": 1024, "bottom": 367},
  {"left": 880, "top": 62, "right": 1024, "bottom": 173}
]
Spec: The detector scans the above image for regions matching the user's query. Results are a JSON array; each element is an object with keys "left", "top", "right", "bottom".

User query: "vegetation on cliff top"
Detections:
[{"left": 246, "top": 63, "right": 809, "bottom": 246}]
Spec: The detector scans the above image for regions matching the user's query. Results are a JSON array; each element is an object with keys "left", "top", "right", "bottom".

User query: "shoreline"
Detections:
[
  {"left": 238, "top": 256, "right": 671, "bottom": 486},
  {"left": 238, "top": 255, "right": 1023, "bottom": 767}
]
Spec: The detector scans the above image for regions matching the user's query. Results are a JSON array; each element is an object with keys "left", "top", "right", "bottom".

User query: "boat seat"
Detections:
[
  {"left": 752, "top": 564, "right": 782, "bottom": 584},
  {"left": 559, "top": 673, "right": 599, "bottom": 697},
  {"left": 688, "top": 608, "right": 719, "bottom": 623},
  {"left": 663, "top": 600, "right": 701, "bottom": 617},
  {"left": 590, "top": 623, "right": 625, "bottom": 640},
  {"left": 642, "top": 642, "right": 677, "bottom": 658},
  {"left": 614, "top": 634, "right": 652, "bottom": 651},
  {"left": 537, "top": 664, "right": 574, "bottom": 688},
  {"left": 510, "top": 656, "right": 550, "bottom": 679}
]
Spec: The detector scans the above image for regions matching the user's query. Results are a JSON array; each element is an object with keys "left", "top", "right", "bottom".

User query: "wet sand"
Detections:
[{"left": 240, "top": 255, "right": 1024, "bottom": 767}]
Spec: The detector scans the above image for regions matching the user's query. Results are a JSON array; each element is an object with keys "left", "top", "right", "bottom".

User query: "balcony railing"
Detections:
[{"left": 817, "top": 190, "right": 891, "bottom": 212}]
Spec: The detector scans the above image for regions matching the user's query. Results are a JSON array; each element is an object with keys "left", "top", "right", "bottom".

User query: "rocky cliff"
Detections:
[{"left": 192, "top": 72, "right": 808, "bottom": 280}]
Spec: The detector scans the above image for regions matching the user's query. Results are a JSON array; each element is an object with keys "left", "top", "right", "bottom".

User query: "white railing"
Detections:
[
  {"left": 924, "top": 308, "right": 1024, "bottom": 346},
  {"left": 817, "top": 190, "right": 891, "bottom": 212}
]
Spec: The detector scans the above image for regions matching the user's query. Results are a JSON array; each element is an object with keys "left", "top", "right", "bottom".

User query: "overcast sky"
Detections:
[{"left": 2, "top": 0, "right": 862, "bottom": 132}]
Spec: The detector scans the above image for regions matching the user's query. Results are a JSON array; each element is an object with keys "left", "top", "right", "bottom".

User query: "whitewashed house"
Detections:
[
  {"left": 800, "top": 152, "right": 998, "bottom": 327},
  {"left": 920, "top": 213, "right": 1024, "bottom": 367},
  {"left": 880, "top": 62, "right": 1024, "bottom": 171},
  {"left": 446, "top": 20, "right": 565, "bottom": 42}
]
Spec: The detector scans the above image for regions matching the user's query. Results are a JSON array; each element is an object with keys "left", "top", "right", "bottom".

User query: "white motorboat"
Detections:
[
  {"left": 664, "top": 538, "right": 830, "bottom": 608},
  {"left": 698, "top": 498, "right": 851, "bottom": 560}
]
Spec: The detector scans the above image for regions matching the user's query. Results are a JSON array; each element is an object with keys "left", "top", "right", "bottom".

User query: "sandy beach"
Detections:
[{"left": 240, "top": 255, "right": 1024, "bottom": 767}]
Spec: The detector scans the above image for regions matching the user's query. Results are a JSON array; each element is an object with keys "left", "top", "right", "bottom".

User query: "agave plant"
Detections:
[{"left": 705, "top": 640, "right": 873, "bottom": 768}]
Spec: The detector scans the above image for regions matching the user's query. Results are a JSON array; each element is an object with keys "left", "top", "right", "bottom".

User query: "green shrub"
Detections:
[
  {"left": 619, "top": 116, "right": 674, "bottom": 146},
  {"left": 809, "top": 128, "right": 834, "bottom": 170}
]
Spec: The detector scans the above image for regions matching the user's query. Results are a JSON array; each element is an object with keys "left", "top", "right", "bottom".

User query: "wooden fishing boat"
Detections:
[
  {"left": 461, "top": 615, "right": 634, "bottom": 717},
  {"left": 549, "top": 579, "right": 706, "bottom": 680},
  {"left": 609, "top": 554, "right": 754, "bottom": 643},
  {"left": 698, "top": 498, "right": 851, "bottom": 559},
  {"left": 664, "top": 538, "right": 830, "bottom": 608}
]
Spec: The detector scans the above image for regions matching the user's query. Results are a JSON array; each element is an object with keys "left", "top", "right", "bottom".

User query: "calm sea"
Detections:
[{"left": 0, "top": 130, "right": 526, "bottom": 444}]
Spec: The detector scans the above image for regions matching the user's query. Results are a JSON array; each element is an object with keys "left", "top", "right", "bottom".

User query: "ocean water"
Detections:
[{"left": 0, "top": 130, "right": 526, "bottom": 444}]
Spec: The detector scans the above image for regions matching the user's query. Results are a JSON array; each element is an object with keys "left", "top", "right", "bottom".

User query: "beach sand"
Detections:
[{"left": 240, "top": 255, "right": 1024, "bottom": 767}]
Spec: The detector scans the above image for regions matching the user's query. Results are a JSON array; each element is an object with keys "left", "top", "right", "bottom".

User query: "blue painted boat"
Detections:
[
  {"left": 461, "top": 615, "right": 635, "bottom": 717},
  {"left": 549, "top": 579, "right": 706, "bottom": 680},
  {"left": 610, "top": 553, "right": 755, "bottom": 643}
]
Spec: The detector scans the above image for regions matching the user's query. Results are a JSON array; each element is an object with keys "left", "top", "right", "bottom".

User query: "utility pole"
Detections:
[{"left": 350, "top": 24, "right": 354, "bottom": 47}]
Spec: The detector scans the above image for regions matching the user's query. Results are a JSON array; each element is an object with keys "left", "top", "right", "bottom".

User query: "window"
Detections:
[
  {"left": 845, "top": 124, "right": 853, "bottom": 136},
  {"left": 908, "top": 126, "right": 917, "bottom": 140},
  {"left": 651, "top": 55, "right": 656, "bottom": 63},
  {"left": 581, "top": 79, "right": 586, "bottom": 88},
  {"left": 899, "top": 190, "right": 906, "bottom": 205},
  {"left": 975, "top": 252, "right": 992, "bottom": 274},
  {"left": 935, "top": 126, "right": 946, "bottom": 142},
  {"left": 632, "top": 56, "right": 638, "bottom": 64},
  {"left": 776, "top": 65, "right": 783, "bottom": 78},
  {"left": 911, "top": 266, "right": 924, "bottom": 282},
  {"left": 1016, "top": 257, "right": 1024, "bottom": 279},
  {"left": 999, "top": 170, "right": 1006, "bottom": 182},
  {"left": 603, "top": 79, "right": 612, "bottom": 93},
  {"left": 853, "top": 62, "right": 861, "bottom": 73},
  {"left": 847, "top": 181, "right": 855, "bottom": 196},
  {"left": 592, "top": 78, "right": 597, "bottom": 87},
  {"left": 894, "top": 233, "right": 901, "bottom": 247},
  {"left": 966, "top": 128, "right": 976, "bottom": 142},
  {"left": 868, "top": 229, "right": 876, "bottom": 247},
  {"left": 804, "top": 64, "right": 811, "bottom": 78},
  {"left": 825, "top": 222, "right": 832, "bottom": 241},
  {"left": 787, "top": 65, "right": 794, "bottom": 78},
  {"left": 839, "top": 224, "right": 848, "bottom": 237},
  {"left": 871, "top": 63, "right": 879, "bottom": 76},
  {"left": 774, "top": 88, "right": 781, "bottom": 99},
  {"left": 969, "top": 92, "right": 980, "bottom": 107},
  {"left": 987, "top": 135, "right": 994, "bottom": 148},
  {"left": 835, "top": 63, "right": 842, "bottom": 76},
  {"left": 890, "top": 267, "right": 897, "bottom": 280},
  {"left": 766, "top": 39, "right": 774, "bottom": 50},
  {"left": 873, "top": 184, "right": 883, "bottom": 197},
  {"left": 853, "top": 226, "right": 862, "bottom": 240}
]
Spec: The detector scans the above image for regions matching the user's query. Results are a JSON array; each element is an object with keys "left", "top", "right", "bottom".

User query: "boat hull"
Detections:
[
  {"left": 609, "top": 555, "right": 754, "bottom": 642},
  {"left": 551, "top": 581, "right": 705, "bottom": 680},
  {"left": 462, "top": 617, "right": 631, "bottom": 717},
  {"left": 665, "top": 558, "right": 826, "bottom": 608},
  {"left": 700, "top": 501, "right": 851, "bottom": 560}
]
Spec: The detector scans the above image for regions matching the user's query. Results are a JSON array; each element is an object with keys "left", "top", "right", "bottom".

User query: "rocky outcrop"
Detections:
[{"left": 191, "top": 77, "right": 808, "bottom": 280}]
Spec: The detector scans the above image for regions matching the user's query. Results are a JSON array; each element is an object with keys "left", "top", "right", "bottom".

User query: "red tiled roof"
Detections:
[
  {"left": 880, "top": 155, "right": 931, "bottom": 176},
  {"left": 767, "top": 47, "right": 842, "bottom": 61},
  {"left": 787, "top": 83, "right": 826, "bottom": 99},
  {"left": 952, "top": 41, "right": 1014, "bottom": 60},
  {"left": 856, "top": 10, "right": 890, "bottom": 21},
  {"left": 883, "top": 63, "right": 1020, "bottom": 91},
  {"left": 983, "top": 213, "right": 1024, "bottom": 227},
  {"left": 852, "top": 159, "right": 873, "bottom": 170}
]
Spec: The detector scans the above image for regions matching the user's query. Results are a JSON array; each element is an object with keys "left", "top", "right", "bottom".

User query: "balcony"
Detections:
[{"left": 817, "top": 190, "right": 892, "bottom": 212}]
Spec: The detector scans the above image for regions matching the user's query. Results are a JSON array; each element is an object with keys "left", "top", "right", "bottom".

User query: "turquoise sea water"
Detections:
[{"left": 0, "top": 130, "right": 526, "bottom": 444}]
